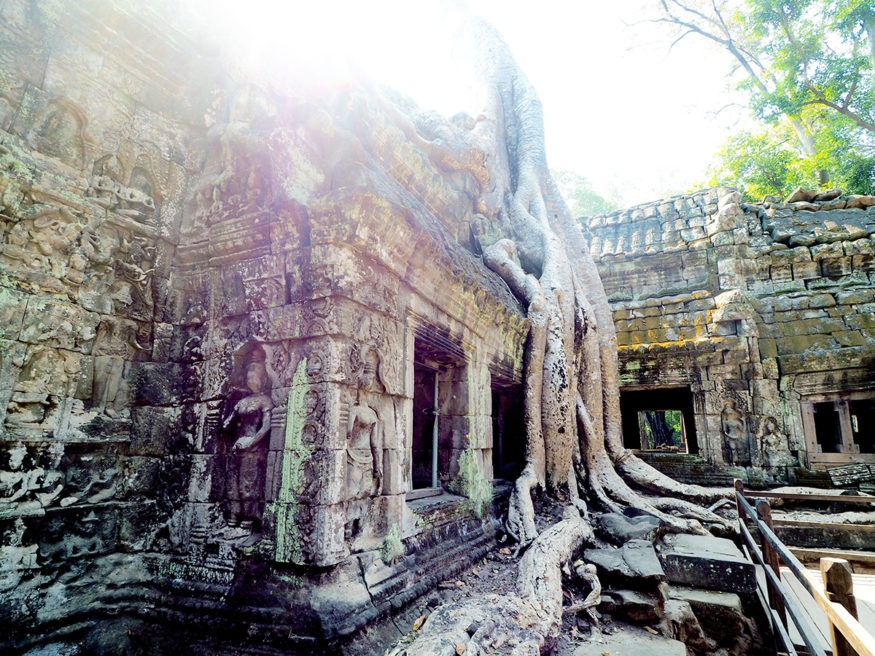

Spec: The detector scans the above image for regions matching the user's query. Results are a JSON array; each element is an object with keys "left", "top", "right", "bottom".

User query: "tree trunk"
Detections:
[{"left": 401, "top": 18, "right": 731, "bottom": 653}]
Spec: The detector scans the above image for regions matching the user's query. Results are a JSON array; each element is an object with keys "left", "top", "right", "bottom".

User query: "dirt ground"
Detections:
[{"left": 383, "top": 503, "right": 638, "bottom": 656}]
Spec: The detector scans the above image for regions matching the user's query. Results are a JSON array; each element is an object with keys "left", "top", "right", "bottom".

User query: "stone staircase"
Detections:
[{"left": 635, "top": 452, "right": 744, "bottom": 487}]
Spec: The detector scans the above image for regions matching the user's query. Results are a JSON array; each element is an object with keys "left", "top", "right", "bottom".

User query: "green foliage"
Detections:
[
  {"left": 705, "top": 129, "right": 805, "bottom": 200},
  {"left": 552, "top": 169, "right": 617, "bottom": 217},
  {"left": 458, "top": 435, "right": 492, "bottom": 519},
  {"left": 658, "top": 0, "right": 875, "bottom": 197},
  {"left": 704, "top": 122, "right": 875, "bottom": 199},
  {"left": 380, "top": 523, "right": 404, "bottom": 564},
  {"left": 639, "top": 410, "right": 686, "bottom": 450}
]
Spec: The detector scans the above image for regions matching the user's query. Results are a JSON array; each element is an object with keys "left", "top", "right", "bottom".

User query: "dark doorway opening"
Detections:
[
  {"left": 491, "top": 385, "right": 525, "bottom": 481},
  {"left": 620, "top": 387, "right": 698, "bottom": 454},
  {"left": 412, "top": 363, "right": 437, "bottom": 489}
]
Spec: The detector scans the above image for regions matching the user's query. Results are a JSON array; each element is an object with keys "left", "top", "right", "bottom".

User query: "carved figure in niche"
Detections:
[
  {"left": 120, "top": 166, "right": 158, "bottom": 223},
  {"left": 344, "top": 347, "right": 383, "bottom": 501},
  {"left": 721, "top": 398, "right": 749, "bottom": 465},
  {"left": 111, "top": 235, "right": 155, "bottom": 314},
  {"left": 86, "top": 156, "right": 157, "bottom": 223},
  {"left": 6, "top": 349, "right": 67, "bottom": 427},
  {"left": 91, "top": 317, "right": 145, "bottom": 420},
  {"left": 35, "top": 102, "right": 85, "bottom": 168},
  {"left": 86, "top": 155, "right": 124, "bottom": 208},
  {"left": 758, "top": 417, "right": 797, "bottom": 468},
  {"left": 222, "top": 359, "right": 274, "bottom": 540}
]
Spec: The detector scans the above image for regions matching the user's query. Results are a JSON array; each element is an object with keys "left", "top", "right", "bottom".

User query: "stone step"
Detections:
[{"left": 658, "top": 534, "right": 757, "bottom": 594}]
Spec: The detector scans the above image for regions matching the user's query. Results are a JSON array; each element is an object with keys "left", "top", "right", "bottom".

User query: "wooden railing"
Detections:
[{"left": 735, "top": 479, "right": 875, "bottom": 656}]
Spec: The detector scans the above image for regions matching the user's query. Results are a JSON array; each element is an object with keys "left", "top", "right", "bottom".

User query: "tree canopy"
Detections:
[
  {"left": 552, "top": 169, "right": 617, "bottom": 217},
  {"left": 655, "top": 0, "right": 875, "bottom": 199}
]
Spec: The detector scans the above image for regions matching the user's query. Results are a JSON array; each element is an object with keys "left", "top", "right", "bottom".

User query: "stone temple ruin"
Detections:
[
  {"left": 1, "top": 3, "right": 527, "bottom": 651},
  {"left": 587, "top": 188, "right": 875, "bottom": 485},
  {"left": 2, "top": 2, "right": 875, "bottom": 654}
]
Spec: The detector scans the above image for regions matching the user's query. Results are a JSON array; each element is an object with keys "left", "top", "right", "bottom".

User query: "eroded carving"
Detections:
[
  {"left": 86, "top": 155, "right": 158, "bottom": 224},
  {"left": 34, "top": 101, "right": 85, "bottom": 168},
  {"left": 0, "top": 442, "right": 77, "bottom": 519},
  {"left": 344, "top": 346, "right": 383, "bottom": 501},
  {"left": 721, "top": 398, "right": 750, "bottom": 465},
  {"left": 221, "top": 353, "right": 274, "bottom": 540},
  {"left": 0, "top": 518, "right": 38, "bottom": 591},
  {"left": 758, "top": 417, "right": 797, "bottom": 468}
]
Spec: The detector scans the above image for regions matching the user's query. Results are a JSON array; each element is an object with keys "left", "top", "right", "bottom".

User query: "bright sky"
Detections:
[{"left": 210, "top": 0, "right": 746, "bottom": 207}]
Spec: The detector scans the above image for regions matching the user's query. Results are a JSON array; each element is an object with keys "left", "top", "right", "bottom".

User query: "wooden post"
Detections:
[
  {"left": 757, "top": 498, "right": 787, "bottom": 626},
  {"left": 822, "top": 557, "right": 859, "bottom": 656},
  {"left": 734, "top": 478, "right": 745, "bottom": 524}
]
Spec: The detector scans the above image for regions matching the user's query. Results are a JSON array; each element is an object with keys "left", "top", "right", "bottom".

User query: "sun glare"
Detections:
[{"left": 209, "top": 0, "right": 486, "bottom": 117}]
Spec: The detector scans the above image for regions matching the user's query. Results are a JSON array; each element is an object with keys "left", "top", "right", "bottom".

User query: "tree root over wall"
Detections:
[{"left": 402, "top": 15, "right": 734, "bottom": 654}]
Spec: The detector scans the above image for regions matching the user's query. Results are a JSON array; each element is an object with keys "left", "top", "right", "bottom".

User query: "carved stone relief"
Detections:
[
  {"left": 86, "top": 154, "right": 158, "bottom": 224},
  {"left": 758, "top": 416, "right": 797, "bottom": 469},
  {"left": 191, "top": 85, "right": 275, "bottom": 228},
  {"left": 0, "top": 442, "right": 91, "bottom": 521},
  {"left": 344, "top": 346, "right": 383, "bottom": 502},
  {"left": 0, "top": 518, "right": 38, "bottom": 591},
  {"left": 33, "top": 101, "right": 85, "bottom": 169},
  {"left": 720, "top": 398, "right": 750, "bottom": 465},
  {"left": 220, "top": 348, "right": 274, "bottom": 542}
]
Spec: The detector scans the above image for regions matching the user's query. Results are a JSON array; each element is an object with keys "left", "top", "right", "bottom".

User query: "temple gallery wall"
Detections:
[
  {"left": 586, "top": 188, "right": 875, "bottom": 483},
  {"left": 1, "top": 2, "right": 529, "bottom": 650},
  {"left": 1, "top": 1, "right": 875, "bottom": 653}
]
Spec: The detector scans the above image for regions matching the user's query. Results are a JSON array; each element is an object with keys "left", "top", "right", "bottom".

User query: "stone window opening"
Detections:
[
  {"left": 619, "top": 387, "right": 699, "bottom": 455},
  {"left": 408, "top": 334, "right": 466, "bottom": 500},
  {"left": 803, "top": 392, "right": 875, "bottom": 466},
  {"left": 851, "top": 399, "right": 875, "bottom": 454}
]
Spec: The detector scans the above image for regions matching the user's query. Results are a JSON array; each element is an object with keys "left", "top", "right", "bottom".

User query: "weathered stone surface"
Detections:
[
  {"left": 668, "top": 586, "right": 749, "bottom": 642},
  {"left": 658, "top": 534, "right": 756, "bottom": 593},
  {"left": 594, "top": 511, "right": 662, "bottom": 546},
  {"left": 0, "top": 2, "right": 529, "bottom": 650},
  {"left": 571, "top": 625, "right": 686, "bottom": 656},
  {"left": 661, "top": 598, "right": 715, "bottom": 653},
  {"left": 599, "top": 588, "right": 664, "bottom": 623},
  {"left": 584, "top": 539, "right": 666, "bottom": 585}
]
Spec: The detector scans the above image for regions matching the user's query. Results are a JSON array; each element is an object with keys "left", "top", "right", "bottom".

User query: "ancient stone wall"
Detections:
[
  {"left": 587, "top": 187, "right": 875, "bottom": 482},
  {"left": 0, "top": 2, "right": 528, "bottom": 650},
  {"left": 0, "top": 0, "right": 201, "bottom": 639}
]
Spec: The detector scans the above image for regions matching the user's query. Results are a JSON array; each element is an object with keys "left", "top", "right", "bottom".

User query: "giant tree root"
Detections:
[{"left": 405, "top": 506, "right": 594, "bottom": 655}]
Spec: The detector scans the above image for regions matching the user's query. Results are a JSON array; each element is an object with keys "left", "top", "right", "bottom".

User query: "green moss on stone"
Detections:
[
  {"left": 272, "top": 358, "right": 312, "bottom": 564},
  {"left": 457, "top": 435, "right": 492, "bottom": 519}
]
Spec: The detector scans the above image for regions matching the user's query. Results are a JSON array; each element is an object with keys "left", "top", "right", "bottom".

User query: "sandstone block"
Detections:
[
  {"left": 584, "top": 539, "right": 666, "bottom": 586},
  {"left": 130, "top": 406, "right": 181, "bottom": 456},
  {"left": 658, "top": 534, "right": 755, "bottom": 593},
  {"left": 600, "top": 588, "right": 664, "bottom": 623},
  {"left": 594, "top": 511, "right": 662, "bottom": 546}
]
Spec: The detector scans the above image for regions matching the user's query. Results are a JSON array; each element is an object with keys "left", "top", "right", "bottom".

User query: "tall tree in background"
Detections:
[
  {"left": 655, "top": 0, "right": 875, "bottom": 198},
  {"left": 552, "top": 169, "right": 617, "bottom": 217}
]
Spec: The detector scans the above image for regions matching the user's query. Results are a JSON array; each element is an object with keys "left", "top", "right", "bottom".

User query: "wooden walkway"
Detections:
[
  {"left": 736, "top": 481, "right": 875, "bottom": 655},
  {"left": 779, "top": 565, "right": 875, "bottom": 653}
]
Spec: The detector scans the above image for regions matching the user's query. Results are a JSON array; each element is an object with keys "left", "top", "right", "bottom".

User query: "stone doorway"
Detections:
[
  {"left": 620, "top": 386, "right": 699, "bottom": 454},
  {"left": 412, "top": 363, "right": 438, "bottom": 490},
  {"left": 491, "top": 385, "right": 525, "bottom": 481}
]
